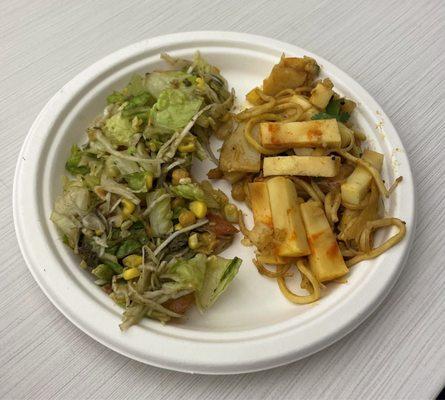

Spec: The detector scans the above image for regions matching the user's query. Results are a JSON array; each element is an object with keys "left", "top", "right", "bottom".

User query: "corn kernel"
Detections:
[
  {"left": 196, "top": 77, "right": 205, "bottom": 89},
  {"left": 171, "top": 168, "right": 189, "bottom": 185},
  {"left": 189, "top": 201, "right": 207, "bottom": 219},
  {"left": 179, "top": 210, "right": 197, "bottom": 227},
  {"left": 148, "top": 141, "right": 158, "bottom": 152},
  {"left": 178, "top": 136, "right": 196, "bottom": 153},
  {"left": 174, "top": 223, "right": 183, "bottom": 231},
  {"left": 122, "top": 199, "right": 135, "bottom": 217},
  {"left": 123, "top": 267, "right": 140, "bottom": 280},
  {"left": 145, "top": 173, "right": 153, "bottom": 190},
  {"left": 123, "top": 254, "right": 142, "bottom": 268},
  {"left": 178, "top": 142, "right": 195, "bottom": 153},
  {"left": 94, "top": 229, "right": 103, "bottom": 236},
  {"left": 172, "top": 197, "right": 185, "bottom": 208},
  {"left": 188, "top": 233, "right": 200, "bottom": 249},
  {"left": 223, "top": 203, "right": 239, "bottom": 223}
]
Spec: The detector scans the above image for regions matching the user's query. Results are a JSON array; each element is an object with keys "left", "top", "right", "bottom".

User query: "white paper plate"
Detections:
[{"left": 13, "top": 31, "right": 415, "bottom": 374}]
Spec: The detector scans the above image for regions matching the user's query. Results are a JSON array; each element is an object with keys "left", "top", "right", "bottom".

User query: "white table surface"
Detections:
[{"left": 1, "top": 0, "right": 444, "bottom": 398}]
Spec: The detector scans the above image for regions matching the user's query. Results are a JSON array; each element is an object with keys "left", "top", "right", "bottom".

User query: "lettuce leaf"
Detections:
[
  {"left": 97, "top": 175, "right": 141, "bottom": 204},
  {"left": 107, "top": 91, "right": 125, "bottom": 104},
  {"left": 147, "top": 188, "right": 173, "bottom": 237},
  {"left": 196, "top": 256, "right": 241, "bottom": 311},
  {"left": 54, "top": 186, "right": 90, "bottom": 217},
  {"left": 170, "top": 183, "right": 205, "bottom": 202},
  {"left": 126, "top": 74, "right": 145, "bottom": 96},
  {"left": 104, "top": 113, "right": 136, "bottom": 146},
  {"left": 116, "top": 239, "right": 142, "bottom": 258},
  {"left": 50, "top": 211, "right": 80, "bottom": 249},
  {"left": 145, "top": 71, "right": 195, "bottom": 99},
  {"left": 169, "top": 253, "right": 207, "bottom": 291},
  {"left": 65, "top": 145, "right": 90, "bottom": 175},
  {"left": 200, "top": 180, "right": 228, "bottom": 209},
  {"left": 150, "top": 88, "right": 202, "bottom": 131},
  {"left": 106, "top": 155, "right": 139, "bottom": 176},
  {"left": 121, "top": 92, "right": 155, "bottom": 120},
  {"left": 124, "top": 171, "right": 147, "bottom": 191},
  {"left": 170, "top": 181, "right": 226, "bottom": 209}
]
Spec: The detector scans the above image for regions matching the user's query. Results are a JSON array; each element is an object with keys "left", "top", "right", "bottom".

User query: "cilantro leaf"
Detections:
[
  {"left": 326, "top": 98, "right": 341, "bottom": 116},
  {"left": 312, "top": 97, "right": 351, "bottom": 122}
]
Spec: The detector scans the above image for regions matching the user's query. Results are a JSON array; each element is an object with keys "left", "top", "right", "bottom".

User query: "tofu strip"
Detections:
[
  {"left": 260, "top": 119, "right": 341, "bottom": 149},
  {"left": 263, "top": 155, "right": 340, "bottom": 177}
]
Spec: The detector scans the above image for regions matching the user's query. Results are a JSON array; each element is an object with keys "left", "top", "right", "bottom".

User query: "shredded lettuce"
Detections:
[
  {"left": 54, "top": 186, "right": 90, "bottom": 217},
  {"left": 106, "top": 155, "right": 139, "bottom": 176},
  {"left": 104, "top": 113, "right": 136, "bottom": 146},
  {"left": 145, "top": 71, "right": 195, "bottom": 99},
  {"left": 97, "top": 175, "right": 140, "bottom": 204},
  {"left": 147, "top": 188, "right": 173, "bottom": 237},
  {"left": 50, "top": 211, "right": 80, "bottom": 249},
  {"left": 150, "top": 89, "right": 202, "bottom": 131},
  {"left": 126, "top": 74, "right": 146, "bottom": 96},
  {"left": 169, "top": 253, "right": 207, "bottom": 291},
  {"left": 121, "top": 92, "right": 154, "bottom": 120},
  {"left": 95, "top": 131, "right": 161, "bottom": 176},
  {"left": 92, "top": 264, "right": 114, "bottom": 281},
  {"left": 200, "top": 180, "right": 228, "bottom": 209},
  {"left": 116, "top": 239, "right": 142, "bottom": 259},
  {"left": 170, "top": 183, "right": 205, "bottom": 202},
  {"left": 170, "top": 181, "right": 226, "bottom": 209},
  {"left": 107, "top": 91, "right": 126, "bottom": 105},
  {"left": 65, "top": 145, "right": 90, "bottom": 175},
  {"left": 124, "top": 171, "right": 148, "bottom": 191}
]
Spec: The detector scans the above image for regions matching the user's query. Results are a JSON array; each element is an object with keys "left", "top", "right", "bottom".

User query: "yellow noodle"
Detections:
[
  {"left": 341, "top": 128, "right": 355, "bottom": 151},
  {"left": 277, "top": 260, "right": 321, "bottom": 304},
  {"left": 310, "top": 180, "right": 326, "bottom": 201},
  {"left": 334, "top": 149, "right": 402, "bottom": 198},
  {"left": 342, "top": 197, "right": 370, "bottom": 210},
  {"left": 358, "top": 225, "right": 372, "bottom": 252},
  {"left": 290, "top": 177, "right": 323, "bottom": 202},
  {"left": 258, "top": 91, "right": 275, "bottom": 102},
  {"left": 331, "top": 190, "right": 342, "bottom": 223},
  {"left": 244, "top": 114, "right": 284, "bottom": 155},
  {"left": 338, "top": 184, "right": 379, "bottom": 242},
  {"left": 354, "top": 130, "right": 367, "bottom": 141},
  {"left": 280, "top": 108, "right": 304, "bottom": 123},
  {"left": 346, "top": 218, "right": 406, "bottom": 267},
  {"left": 253, "top": 259, "right": 292, "bottom": 278},
  {"left": 275, "top": 88, "right": 296, "bottom": 98},
  {"left": 293, "top": 86, "right": 313, "bottom": 93},
  {"left": 325, "top": 190, "right": 341, "bottom": 226},
  {"left": 238, "top": 210, "right": 251, "bottom": 239},
  {"left": 236, "top": 98, "right": 277, "bottom": 121},
  {"left": 276, "top": 95, "right": 295, "bottom": 105},
  {"left": 324, "top": 191, "right": 334, "bottom": 226},
  {"left": 273, "top": 102, "right": 303, "bottom": 112},
  {"left": 340, "top": 248, "right": 360, "bottom": 258}
]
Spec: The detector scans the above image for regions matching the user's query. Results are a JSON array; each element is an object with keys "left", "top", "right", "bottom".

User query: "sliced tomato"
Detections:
[
  {"left": 163, "top": 293, "right": 195, "bottom": 315},
  {"left": 207, "top": 212, "right": 239, "bottom": 236}
]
